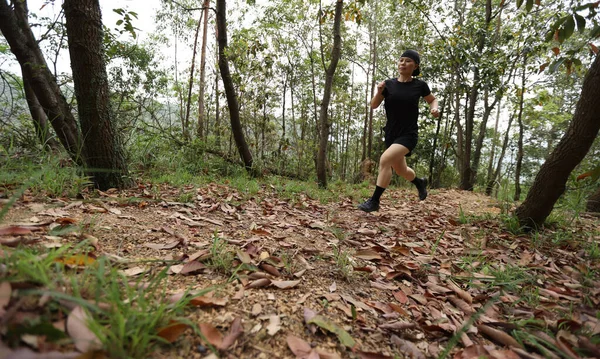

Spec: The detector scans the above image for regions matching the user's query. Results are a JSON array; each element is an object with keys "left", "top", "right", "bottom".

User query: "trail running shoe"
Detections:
[
  {"left": 358, "top": 198, "right": 380, "bottom": 212},
  {"left": 414, "top": 177, "right": 428, "bottom": 201}
]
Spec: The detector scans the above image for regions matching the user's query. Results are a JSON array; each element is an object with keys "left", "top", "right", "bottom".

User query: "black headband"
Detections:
[{"left": 401, "top": 50, "right": 421, "bottom": 76}]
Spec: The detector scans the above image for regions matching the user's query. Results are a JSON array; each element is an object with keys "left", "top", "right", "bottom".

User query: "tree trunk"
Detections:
[
  {"left": 367, "top": 0, "right": 377, "bottom": 161},
  {"left": 0, "top": 0, "right": 81, "bottom": 162},
  {"left": 197, "top": 0, "right": 210, "bottom": 139},
  {"left": 485, "top": 99, "right": 503, "bottom": 195},
  {"left": 513, "top": 52, "right": 528, "bottom": 201},
  {"left": 316, "top": 0, "right": 343, "bottom": 188},
  {"left": 64, "top": 0, "right": 132, "bottom": 190},
  {"left": 459, "top": 0, "right": 492, "bottom": 190},
  {"left": 184, "top": 12, "right": 204, "bottom": 142},
  {"left": 22, "top": 74, "right": 60, "bottom": 151},
  {"left": 216, "top": 0, "right": 253, "bottom": 172},
  {"left": 486, "top": 112, "right": 514, "bottom": 196},
  {"left": 428, "top": 97, "right": 446, "bottom": 185},
  {"left": 515, "top": 53, "right": 600, "bottom": 228}
]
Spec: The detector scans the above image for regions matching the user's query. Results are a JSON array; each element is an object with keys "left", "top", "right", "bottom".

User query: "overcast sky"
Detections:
[{"left": 2, "top": 0, "right": 163, "bottom": 75}]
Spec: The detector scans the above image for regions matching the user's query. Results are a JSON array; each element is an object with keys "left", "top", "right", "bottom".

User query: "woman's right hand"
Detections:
[{"left": 376, "top": 81, "right": 385, "bottom": 95}]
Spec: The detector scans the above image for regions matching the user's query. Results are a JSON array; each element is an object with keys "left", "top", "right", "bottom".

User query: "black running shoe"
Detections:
[
  {"left": 358, "top": 198, "right": 380, "bottom": 212},
  {"left": 414, "top": 177, "right": 428, "bottom": 201}
]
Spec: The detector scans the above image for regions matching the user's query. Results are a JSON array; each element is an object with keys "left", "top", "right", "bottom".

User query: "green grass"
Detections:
[
  {"left": 1, "top": 242, "right": 196, "bottom": 358},
  {"left": 332, "top": 245, "right": 354, "bottom": 281},
  {"left": 206, "top": 232, "right": 235, "bottom": 274},
  {"left": 0, "top": 154, "right": 90, "bottom": 198}
]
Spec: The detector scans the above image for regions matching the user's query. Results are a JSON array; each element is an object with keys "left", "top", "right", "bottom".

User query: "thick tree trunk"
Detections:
[
  {"left": 197, "top": 0, "right": 210, "bottom": 139},
  {"left": 515, "top": 53, "right": 600, "bottom": 228},
  {"left": 22, "top": 74, "right": 60, "bottom": 151},
  {"left": 0, "top": 0, "right": 81, "bottom": 162},
  {"left": 64, "top": 0, "right": 132, "bottom": 190},
  {"left": 216, "top": 0, "right": 253, "bottom": 172},
  {"left": 316, "top": 0, "right": 343, "bottom": 188}
]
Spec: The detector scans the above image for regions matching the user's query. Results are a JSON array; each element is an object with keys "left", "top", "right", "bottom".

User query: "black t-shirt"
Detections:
[{"left": 382, "top": 78, "right": 431, "bottom": 140}]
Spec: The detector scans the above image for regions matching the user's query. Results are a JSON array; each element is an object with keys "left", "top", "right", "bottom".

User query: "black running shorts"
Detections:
[{"left": 385, "top": 135, "right": 418, "bottom": 157}]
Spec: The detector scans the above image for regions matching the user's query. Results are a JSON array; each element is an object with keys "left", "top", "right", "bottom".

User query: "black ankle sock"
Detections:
[
  {"left": 372, "top": 186, "right": 385, "bottom": 202},
  {"left": 411, "top": 177, "right": 422, "bottom": 185}
]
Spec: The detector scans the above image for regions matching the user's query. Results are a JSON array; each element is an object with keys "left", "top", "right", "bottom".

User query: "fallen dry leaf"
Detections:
[
  {"left": 220, "top": 317, "right": 244, "bottom": 350},
  {"left": 180, "top": 260, "right": 206, "bottom": 275},
  {"left": 476, "top": 324, "right": 523, "bottom": 349},
  {"left": 122, "top": 266, "right": 145, "bottom": 277},
  {"left": 199, "top": 322, "right": 223, "bottom": 348},
  {"left": 190, "top": 294, "right": 228, "bottom": 307},
  {"left": 391, "top": 335, "right": 425, "bottom": 359},
  {"left": 266, "top": 315, "right": 282, "bottom": 336},
  {"left": 354, "top": 249, "right": 382, "bottom": 261},
  {"left": 271, "top": 280, "right": 301, "bottom": 289},
  {"left": 0, "top": 225, "right": 33, "bottom": 236},
  {"left": 157, "top": 322, "right": 189, "bottom": 343},
  {"left": 246, "top": 278, "right": 271, "bottom": 289},
  {"left": 287, "top": 334, "right": 313, "bottom": 358},
  {"left": 144, "top": 240, "right": 182, "bottom": 250},
  {"left": 66, "top": 306, "right": 102, "bottom": 352}
]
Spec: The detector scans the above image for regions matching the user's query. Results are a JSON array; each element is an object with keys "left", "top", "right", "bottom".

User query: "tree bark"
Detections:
[
  {"left": 64, "top": 0, "right": 132, "bottom": 189},
  {"left": 184, "top": 12, "right": 204, "bottom": 142},
  {"left": 197, "top": 0, "right": 210, "bottom": 139},
  {"left": 316, "top": 0, "right": 343, "bottom": 188},
  {"left": 513, "top": 52, "right": 528, "bottom": 201},
  {"left": 0, "top": 0, "right": 81, "bottom": 162},
  {"left": 22, "top": 74, "right": 60, "bottom": 151},
  {"left": 515, "top": 53, "right": 600, "bottom": 228},
  {"left": 216, "top": 0, "right": 253, "bottom": 172}
]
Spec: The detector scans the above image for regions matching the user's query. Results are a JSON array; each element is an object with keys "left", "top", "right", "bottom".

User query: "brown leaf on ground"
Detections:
[
  {"left": 266, "top": 315, "right": 281, "bottom": 336},
  {"left": 446, "top": 280, "right": 473, "bottom": 304},
  {"left": 357, "top": 351, "right": 393, "bottom": 359},
  {"left": 144, "top": 239, "right": 182, "bottom": 250},
  {"left": 391, "top": 335, "right": 425, "bottom": 359},
  {"left": 286, "top": 335, "right": 314, "bottom": 359},
  {"left": 271, "top": 280, "right": 301, "bottom": 289},
  {"left": 476, "top": 324, "right": 523, "bottom": 349},
  {"left": 66, "top": 306, "right": 102, "bottom": 352},
  {"left": 190, "top": 294, "right": 229, "bottom": 307},
  {"left": 199, "top": 322, "right": 223, "bottom": 348},
  {"left": 180, "top": 260, "right": 206, "bottom": 275},
  {"left": 0, "top": 225, "right": 34, "bottom": 236},
  {"left": 157, "top": 322, "right": 189, "bottom": 343},
  {"left": 315, "top": 348, "right": 342, "bottom": 359},
  {"left": 246, "top": 278, "right": 271, "bottom": 289},
  {"left": 379, "top": 321, "right": 417, "bottom": 331},
  {"left": 260, "top": 263, "right": 282, "bottom": 277},
  {"left": 393, "top": 290, "right": 409, "bottom": 304},
  {"left": 220, "top": 317, "right": 244, "bottom": 350},
  {"left": 354, "top": 249, "right": 382, "bottom": 261}
]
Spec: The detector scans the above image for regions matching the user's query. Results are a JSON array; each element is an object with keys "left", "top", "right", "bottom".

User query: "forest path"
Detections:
[{"left": 1, "top": 184, "right": 599, "bottom": 358}]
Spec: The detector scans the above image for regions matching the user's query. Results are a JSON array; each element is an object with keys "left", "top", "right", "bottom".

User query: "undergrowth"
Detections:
[{"left": 0, "top": 241, "right": 199, "bottom": 358}]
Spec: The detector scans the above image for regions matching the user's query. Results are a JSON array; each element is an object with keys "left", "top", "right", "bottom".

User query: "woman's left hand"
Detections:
[{"left": 430, "top": 108, "right": 440, "bottom": 118}]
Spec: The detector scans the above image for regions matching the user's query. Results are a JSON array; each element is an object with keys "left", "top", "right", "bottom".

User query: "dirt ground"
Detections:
[{"left": 1, "top": 183, "right": 599, "bottom": 359}]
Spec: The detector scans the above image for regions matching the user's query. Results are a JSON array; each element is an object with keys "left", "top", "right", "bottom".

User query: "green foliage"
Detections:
[
  {"left": 207, "top": 232, "right": 235, "bottom": 274},
  {"left": 1, "top": 244, "right": 194, "bottom": 358},
  {"left": 0, "top": 153, "right": 90, "bottom": 198},
  {"left": 332, "top": 245, "right": 353, "bottom": 281}
]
